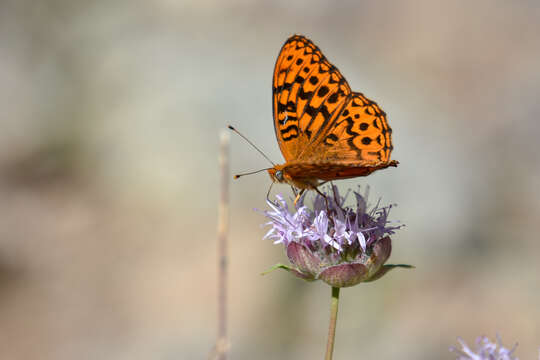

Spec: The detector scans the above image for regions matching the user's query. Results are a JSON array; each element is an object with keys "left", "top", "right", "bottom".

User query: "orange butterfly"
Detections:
[{"left": 267, "top": 35, "right": 398, "bottom": 202}]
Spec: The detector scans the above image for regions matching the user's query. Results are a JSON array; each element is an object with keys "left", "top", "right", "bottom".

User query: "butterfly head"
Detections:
[
  {"left": 267, "top": 166, "right": 286, "bottom": 184},
  {"left": 268, "top": 164, "right": 320, "bottom": 190}
]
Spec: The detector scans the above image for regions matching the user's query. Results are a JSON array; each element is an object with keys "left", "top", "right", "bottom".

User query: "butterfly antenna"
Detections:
[
  {"left": 234, "top": 168, "right": 271, "bottom": 179},
  {"left": 228, "top": 125, "right": 275, "bottom": 166}
]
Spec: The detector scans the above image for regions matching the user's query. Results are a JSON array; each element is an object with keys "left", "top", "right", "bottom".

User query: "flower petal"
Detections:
[{"left": 357, "top": 231, "right": 367, "bottom": 251}]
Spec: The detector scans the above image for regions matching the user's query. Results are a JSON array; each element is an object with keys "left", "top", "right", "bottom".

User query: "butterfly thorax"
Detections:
[{"left": 268, "top": 164, "right": 319, "bottom": 190}]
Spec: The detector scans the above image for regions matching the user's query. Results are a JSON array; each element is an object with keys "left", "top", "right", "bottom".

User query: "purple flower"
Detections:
[
  {"left": 262, "top": 186, "right": 411, "bottom": 287},
  {"left": 450, "top": 336, "right": 519, "bottom": 360}
]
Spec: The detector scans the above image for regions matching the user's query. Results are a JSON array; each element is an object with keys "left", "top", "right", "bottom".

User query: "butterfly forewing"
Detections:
[{"left": 273, "top": 35, "right": 351, "bottom": 162}]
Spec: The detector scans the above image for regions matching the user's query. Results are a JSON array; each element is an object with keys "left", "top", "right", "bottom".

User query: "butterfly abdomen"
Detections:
[{"left": 283, "top": 160, "right": 399, "bottom": 182}]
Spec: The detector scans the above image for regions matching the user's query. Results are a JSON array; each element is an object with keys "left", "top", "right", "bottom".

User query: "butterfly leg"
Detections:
[
  {"left": 318, "top": 180, "right": 330, "bottom": 187},
  {"left": 266, "top": 182, "right": 275, "bottom": 204},
  {"left": 313, "top": 186, "right": 331, "bottom": 214},
  {"left": 293, "top": 189, "right": 306, "bottom": 207},
  {"left": 290, "top": 185, "right": 298, "bottom": 197},
  {"left": 330, "top": 181, "right": 339, "bottom": 203}
]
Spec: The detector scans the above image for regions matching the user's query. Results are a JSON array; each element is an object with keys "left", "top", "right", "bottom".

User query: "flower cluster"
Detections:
[
  {"left": 450, "top": 336, "right": 519, "bottom": 360},
  {"left": 262, "top": 186, "right": 411, "bottom": 287}
]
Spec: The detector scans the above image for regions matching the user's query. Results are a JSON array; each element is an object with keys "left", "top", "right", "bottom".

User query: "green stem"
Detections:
[{"left": 325, "top": 287, "right": 340, "bottom": 360}]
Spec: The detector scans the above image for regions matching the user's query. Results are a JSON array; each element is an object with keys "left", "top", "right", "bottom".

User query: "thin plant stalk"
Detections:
[
  {"left": 210, "top": 130, "right": 230, "bottom": 360},
  {"left": 325, "top": 287, "right": 341, "bottom": 360}
]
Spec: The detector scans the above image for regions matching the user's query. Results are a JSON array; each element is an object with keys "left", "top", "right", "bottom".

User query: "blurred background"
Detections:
[{"left": 0, "top": 0, "right": 539, "bottom": 359}]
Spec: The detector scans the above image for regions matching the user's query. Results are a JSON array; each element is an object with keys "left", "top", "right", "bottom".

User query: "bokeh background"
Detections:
[{"left": 1, "top": 1, "right": 539, "bottom": 359}]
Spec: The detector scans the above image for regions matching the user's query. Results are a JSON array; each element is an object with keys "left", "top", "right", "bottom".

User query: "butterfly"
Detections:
[{"left": 267, "top": 35, "right": 398, "bottom": 202}]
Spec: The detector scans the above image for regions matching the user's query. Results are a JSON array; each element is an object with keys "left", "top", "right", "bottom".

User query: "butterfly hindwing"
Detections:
[{"left": 308, "top": 92, "right": 393, "bottom": 163}]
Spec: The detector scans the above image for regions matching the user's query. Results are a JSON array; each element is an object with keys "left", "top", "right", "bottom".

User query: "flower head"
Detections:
[
  {"left": 450, "top": 336, "right": 519, "bottom": 360},
  {"left": 262, "top": 186, "right": 411, "bottom": 287}
]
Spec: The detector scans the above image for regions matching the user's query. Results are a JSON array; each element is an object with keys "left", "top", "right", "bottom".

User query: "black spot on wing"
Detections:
[
  {"left": 280, "top": 114, "right": 297, "bottom": 125},
  {"left": 323, "top": 133, "right": 338, "bottom": 146},
  {"left": 327, "top": 93, "right": 339, "bottom": 104},
  {"left": 304, "top": 104, "right": 318, "bottom": 117},
  {"left": 365, "top": 106, "right": 375, "bottom": 116},
  {"left": 280, "top": 124, "right": 299, "bottom": 141},
  {"left": 318, "top": 86, "right": 329, "bottom": 97},
  {"left": 276, "top": 101, "right": 297, "bottom": 123},
  {"left": 298, "top": 87, "right": 314, "bottom": 100}
]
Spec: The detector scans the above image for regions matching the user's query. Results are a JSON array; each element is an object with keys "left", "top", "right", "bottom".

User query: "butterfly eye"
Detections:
[{"left": 275, "top": 170, "right": 284, "bottom": 181}]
